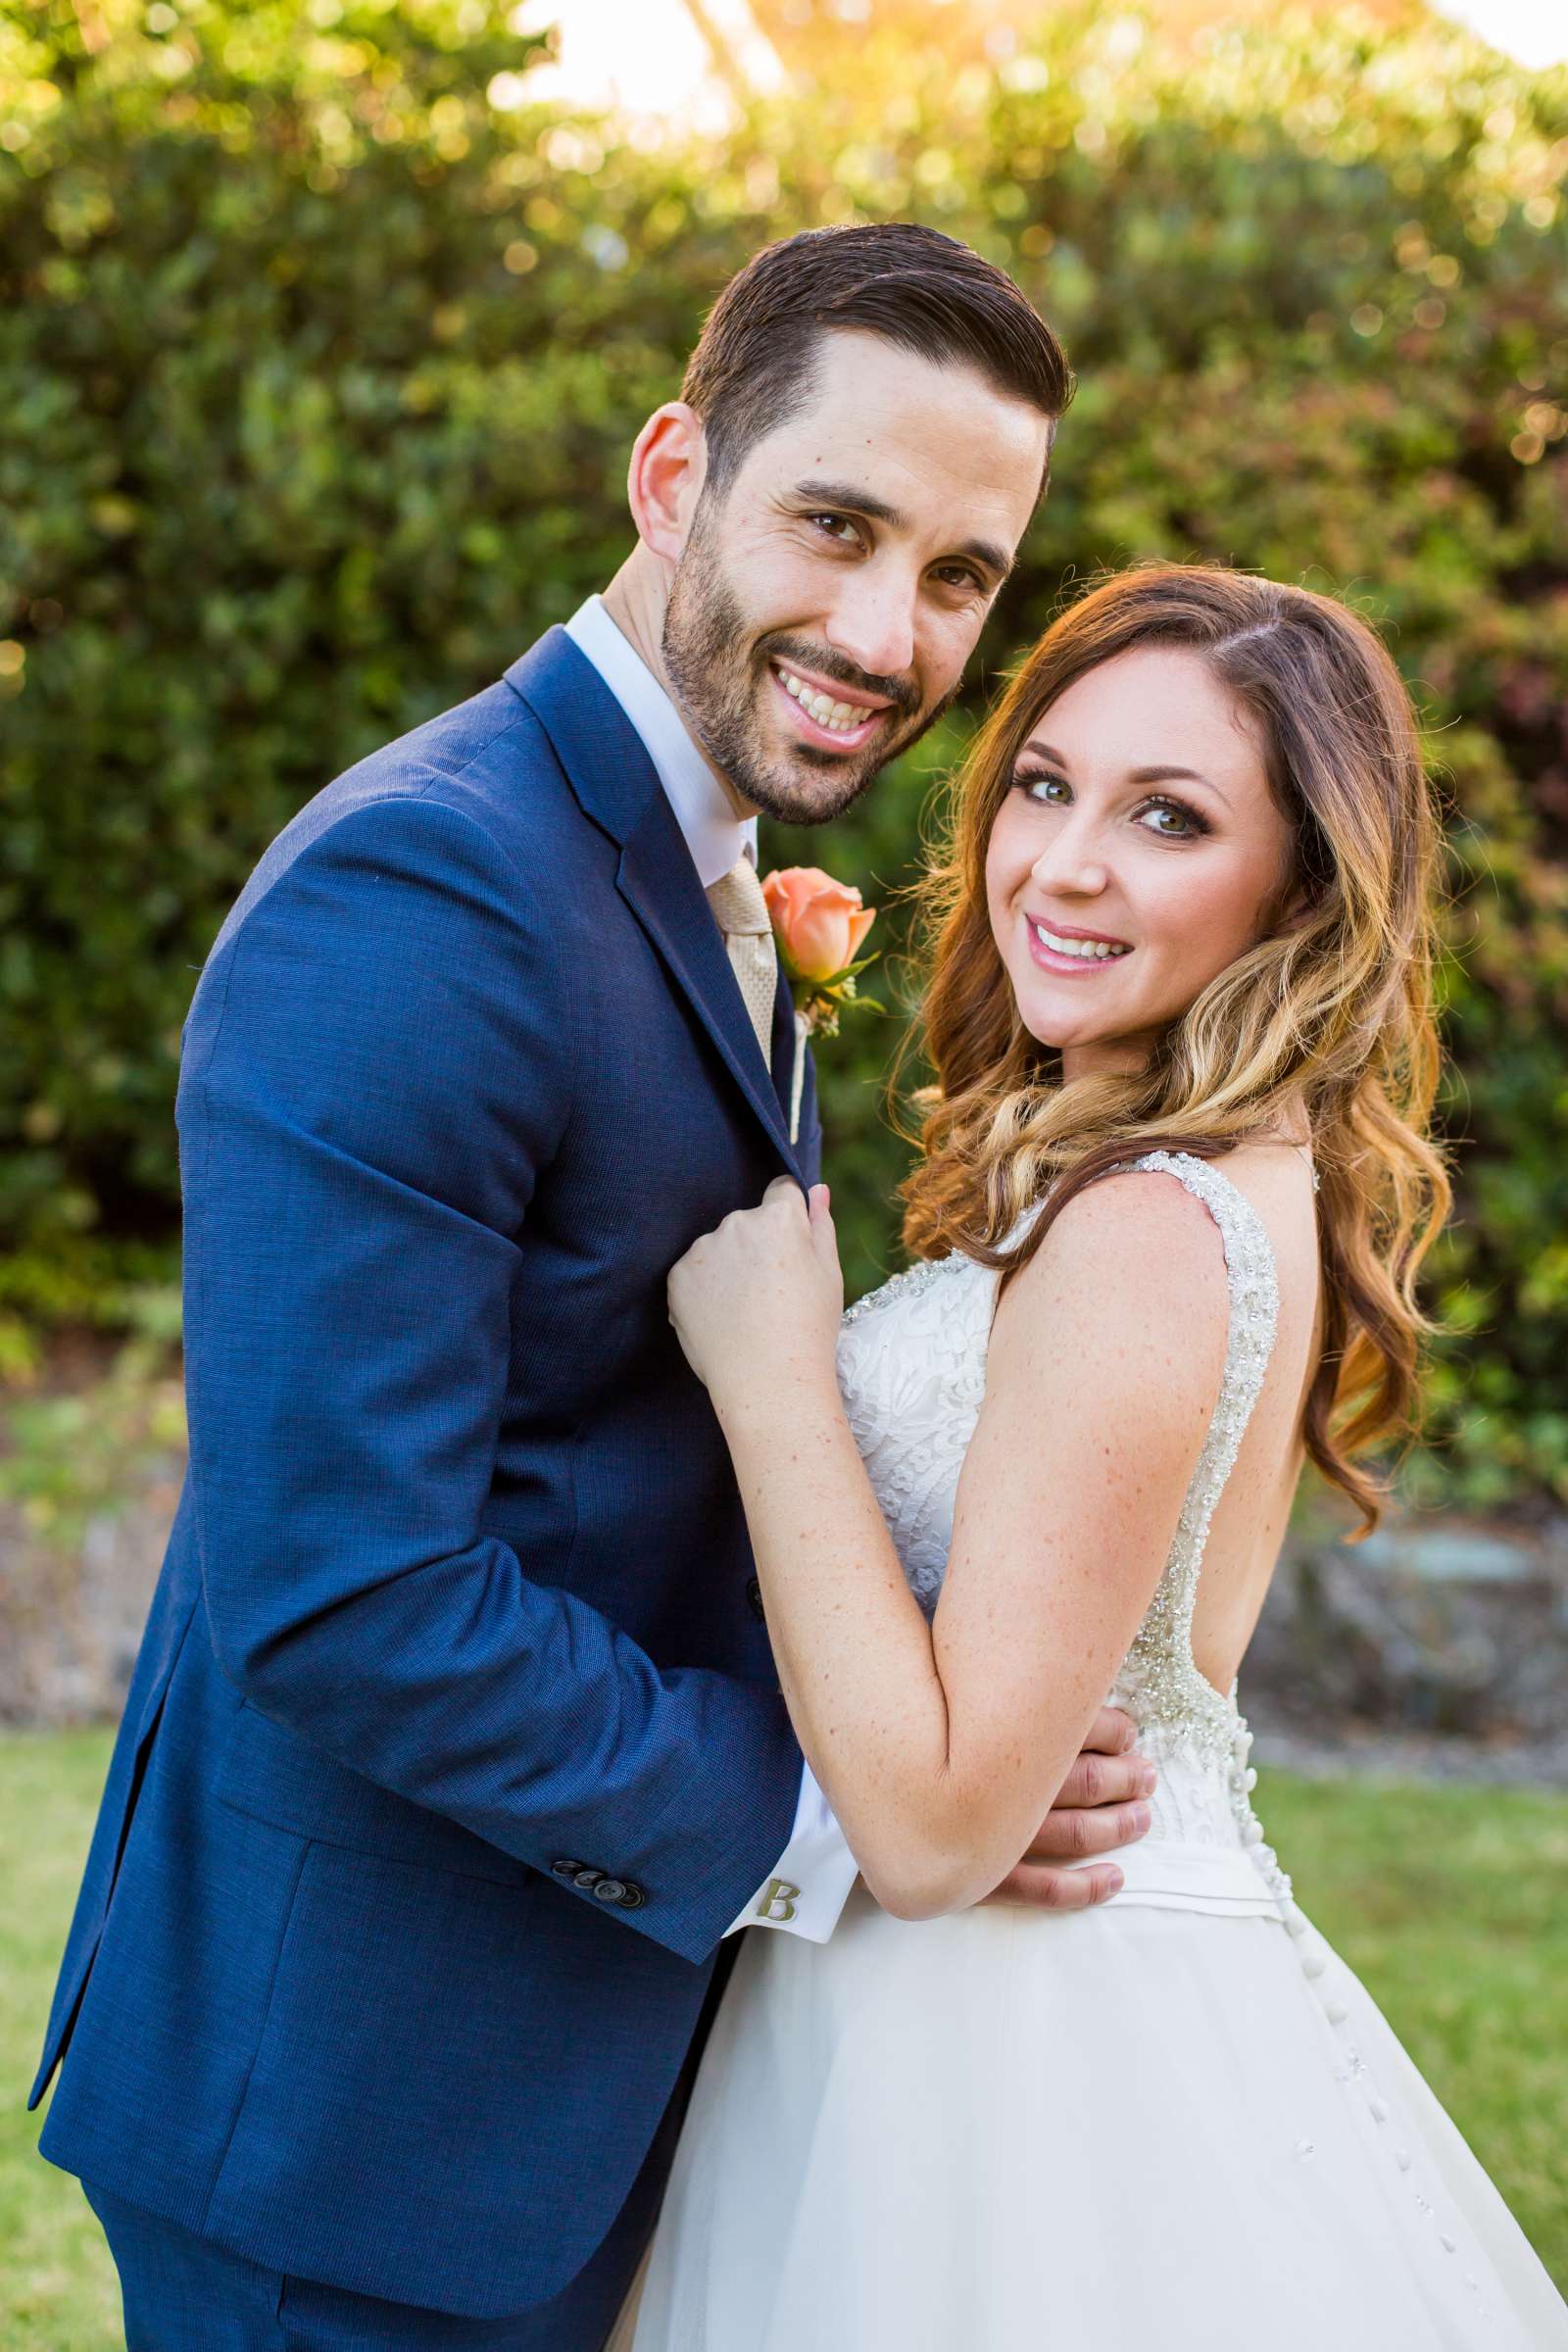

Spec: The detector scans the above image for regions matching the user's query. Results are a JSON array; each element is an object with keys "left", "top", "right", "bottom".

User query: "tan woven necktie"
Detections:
[{"left": 706, "top": 855, "right": 778, "bottom": 1068}]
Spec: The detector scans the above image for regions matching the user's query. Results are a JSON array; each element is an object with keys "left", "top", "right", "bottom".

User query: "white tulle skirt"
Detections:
[{"left": 613, "top": 1877, "right": 1568, "bottom": 2351}]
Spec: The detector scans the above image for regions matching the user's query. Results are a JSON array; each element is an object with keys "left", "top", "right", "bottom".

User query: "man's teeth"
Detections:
[
  {"left": 1032, "top": 921, "right": 1129, "bottom": 960},
  {"left": 776, "top": 666, "right": 870, "bottom": 734}
]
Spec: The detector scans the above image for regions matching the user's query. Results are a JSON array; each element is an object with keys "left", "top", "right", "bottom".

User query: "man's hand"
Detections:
[{"left": 978, "top": 1707, "right": 1153, "bottom": 1911}]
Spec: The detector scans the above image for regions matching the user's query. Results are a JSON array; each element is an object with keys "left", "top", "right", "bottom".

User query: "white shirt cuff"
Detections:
[{"left": 725, "top": 1760, "right": 859, "bottom": 1942}]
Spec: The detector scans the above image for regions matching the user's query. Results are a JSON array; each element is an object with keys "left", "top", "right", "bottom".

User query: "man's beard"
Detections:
[{"left": 661, "top": 513, "right": 953, "bottom": 826}]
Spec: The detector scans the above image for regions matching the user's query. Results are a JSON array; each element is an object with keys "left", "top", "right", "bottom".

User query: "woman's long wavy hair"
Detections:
[{"left": 899, "top": 564, "right": 1449, "bottom": 1534}]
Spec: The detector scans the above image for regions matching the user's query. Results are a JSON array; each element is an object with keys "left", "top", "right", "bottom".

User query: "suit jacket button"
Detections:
[
  {"left": 573, "top": 1867, "right": 604, "bottom": 1889},
  {"left": 551, "top": 1858, "right": 584, "bottom": 1879},
  {"left": 616, "top": 1883, "right": 645, "bottom": 1909},
  {"left": 746, "top": 1578, "right": 765, "bottom": 1621},
  {"left": 593, "top": 1877, "right": 627, "bottom": 1903}
]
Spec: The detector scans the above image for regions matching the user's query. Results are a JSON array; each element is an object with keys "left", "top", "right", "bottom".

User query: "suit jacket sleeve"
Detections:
[{"left": 180, "top": 791, "right": 802, "bottom": 1966}]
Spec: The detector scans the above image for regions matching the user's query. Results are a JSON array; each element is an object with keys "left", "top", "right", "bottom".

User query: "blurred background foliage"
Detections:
[{"left": 1, "top": 0, "right": 1565, "bottom": 1510}]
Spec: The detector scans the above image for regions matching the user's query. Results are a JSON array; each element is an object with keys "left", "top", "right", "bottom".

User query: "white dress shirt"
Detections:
[{"left": 564, "top": 596, "right": 861, "bottom": 1944}]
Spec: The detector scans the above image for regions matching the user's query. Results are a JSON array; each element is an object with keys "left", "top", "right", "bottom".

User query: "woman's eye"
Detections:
[
  {"left": 1016, "top": 771, "right": 1069, "bottom": 803},
  {"left": 1138, "top": 798, "right": 1205, "bottom": 840}
]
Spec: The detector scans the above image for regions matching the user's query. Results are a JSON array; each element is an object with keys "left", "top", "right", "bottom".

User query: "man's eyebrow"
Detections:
[
  {"left": 792, "top": 479, "right": 1012, "bottom": 582},
  {"left": 1019, "top": 744, "right": 1232, "bottom": 809},
  {"left": 954, "top": 535, "right": 1014, "bottom": 582}
]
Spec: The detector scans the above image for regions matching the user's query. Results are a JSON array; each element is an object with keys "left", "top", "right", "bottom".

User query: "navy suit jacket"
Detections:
[{"left": 31, "top": 630, "right": 822, "bottom": 2316}]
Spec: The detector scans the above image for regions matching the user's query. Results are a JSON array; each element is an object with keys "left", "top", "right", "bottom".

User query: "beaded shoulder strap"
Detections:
[
  {"left": 1113, "top": 1150, "right": 1283, "bottom": 1752},
  {"left": 1127, "top": 1150, "right": 1282, "bottom": 1456}
]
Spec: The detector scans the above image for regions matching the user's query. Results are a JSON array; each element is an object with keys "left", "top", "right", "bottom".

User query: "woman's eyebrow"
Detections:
[
  {"left": 1018, "top": 743, "right": 1231, "bottom": 811},
  {"left": 1129, "top": 763, "right": 1231, "bottom": 808}
]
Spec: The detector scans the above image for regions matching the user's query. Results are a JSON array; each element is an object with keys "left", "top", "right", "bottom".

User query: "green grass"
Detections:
[
  {"left": 3, "top": 1737, "right": 1564, "bottom": 2347},
  {"left": 2, "top": 1734, "right": 122, "bottom": 2352},
  {"left": 1261, "top": 1768, "right": 1568, "bottom": 2287}
]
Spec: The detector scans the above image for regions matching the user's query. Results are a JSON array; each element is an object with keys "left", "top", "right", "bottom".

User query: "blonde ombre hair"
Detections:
[{"left": 899, "top": 564, "right": 1449, "bottom": 1533}]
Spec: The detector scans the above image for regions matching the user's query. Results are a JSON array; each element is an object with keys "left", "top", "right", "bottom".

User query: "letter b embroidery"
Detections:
[{"left": 756, "top": 1878, "right": 802, "bottom": 1923}]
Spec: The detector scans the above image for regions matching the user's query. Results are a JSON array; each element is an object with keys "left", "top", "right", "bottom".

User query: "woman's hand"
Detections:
[{"left": 668, "top": 1176, "right": 844, "bottom": 1413}]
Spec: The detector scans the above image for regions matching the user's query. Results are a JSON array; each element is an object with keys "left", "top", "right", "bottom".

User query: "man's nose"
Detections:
[{"left": 823, "top": 569, "right": 917, "bottom": 685}]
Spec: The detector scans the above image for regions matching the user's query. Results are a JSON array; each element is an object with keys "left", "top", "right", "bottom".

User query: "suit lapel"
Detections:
[
  {"left": 505, "top": 630, "right": 803, "bottom": 1179},
  {"left": 769, "top": 963, "right": 801, "bottom": 1122},
  {"left": 616, "top": 803, "right": 801, "bottom": 1172}
]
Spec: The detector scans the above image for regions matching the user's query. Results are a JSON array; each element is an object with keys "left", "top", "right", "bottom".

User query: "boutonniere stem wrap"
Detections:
[{"left": 760, "top": 866, "right": 883, "bottom": 1146}]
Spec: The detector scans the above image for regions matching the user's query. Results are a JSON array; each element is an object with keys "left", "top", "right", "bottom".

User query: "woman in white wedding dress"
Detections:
[{"left": 623, "top": 564, "right": 1568, "bottom": 2350}]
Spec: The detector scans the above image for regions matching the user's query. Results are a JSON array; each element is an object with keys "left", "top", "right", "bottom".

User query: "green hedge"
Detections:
[{"left": 2, "top": 2, "right": 1565, "bottom": 1505}]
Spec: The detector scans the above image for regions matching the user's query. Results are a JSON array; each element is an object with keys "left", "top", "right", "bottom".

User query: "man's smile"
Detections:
[{"left": 768, "top": 659, "right": 892, "bottom": 753}]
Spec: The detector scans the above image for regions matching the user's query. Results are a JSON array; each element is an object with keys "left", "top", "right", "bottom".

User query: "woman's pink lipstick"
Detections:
[{"left": 1023, "top": 912, "right": 1134, "bottom": 978}]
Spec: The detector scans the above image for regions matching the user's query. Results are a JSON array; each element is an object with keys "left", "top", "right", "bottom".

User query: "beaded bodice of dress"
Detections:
[{"left": 836, "top": 1151, "right": 1282, "bottom": 1780}]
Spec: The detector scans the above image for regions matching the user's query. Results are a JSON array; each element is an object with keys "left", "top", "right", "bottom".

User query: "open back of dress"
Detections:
[{"left": 618, "top": 1152, "right": 1568, "bottom": 2352}]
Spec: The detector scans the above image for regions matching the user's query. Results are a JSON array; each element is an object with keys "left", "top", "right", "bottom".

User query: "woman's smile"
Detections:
[{"left": 1023, "top": 912, "right": 1134, "bottom": 975}]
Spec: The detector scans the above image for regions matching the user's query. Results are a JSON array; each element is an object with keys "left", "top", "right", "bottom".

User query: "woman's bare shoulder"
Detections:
[
  {"left": 1000, "top": 1140, "right": 1315, "bottom": 1342},
  {"left": 1003, "top": 1163, "right": 1232, "bottom": 1339}
]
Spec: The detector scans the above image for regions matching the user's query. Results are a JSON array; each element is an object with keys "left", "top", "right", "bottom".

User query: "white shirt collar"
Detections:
[{"left": 563, "top": 594, "right": 758, "bottom": 890}]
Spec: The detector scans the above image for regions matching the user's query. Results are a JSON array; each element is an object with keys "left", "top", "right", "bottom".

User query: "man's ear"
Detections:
[{"left": 626, "top": 401, "right": 709, "bottom": 567}]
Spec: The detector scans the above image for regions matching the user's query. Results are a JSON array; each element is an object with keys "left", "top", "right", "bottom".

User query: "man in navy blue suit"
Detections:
[{"left": 33, "top": 224, "right": 1157, "bottom": 2347}]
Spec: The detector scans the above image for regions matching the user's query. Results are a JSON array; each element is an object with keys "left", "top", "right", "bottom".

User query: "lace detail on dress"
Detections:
[
  {"left": 837, "top": 1250, "right": 995, "bottom": 1614},
  {"left": 836, "top": 1151, "right": 1282, "bottom": 1756}
]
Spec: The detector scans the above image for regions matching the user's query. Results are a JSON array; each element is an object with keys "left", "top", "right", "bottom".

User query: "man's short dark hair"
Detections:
[{"left": 680, "top": 221, "right": 1073, "bottom": 493}]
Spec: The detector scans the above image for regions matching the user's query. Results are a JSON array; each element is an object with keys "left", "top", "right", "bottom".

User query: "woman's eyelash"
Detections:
[
  {"left": 1011, "top": 772, "right": 1212, "bottom": 841},
  {"left": 1141, "top": 794, "right": 1211, "bottom": 839}
]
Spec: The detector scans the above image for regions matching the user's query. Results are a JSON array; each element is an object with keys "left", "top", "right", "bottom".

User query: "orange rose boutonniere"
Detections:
[{"left": 760, "top": 865, "right": 883, "bottom": 1143}]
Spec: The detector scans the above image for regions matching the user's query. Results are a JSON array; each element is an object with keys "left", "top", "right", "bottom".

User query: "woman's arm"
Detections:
[{"left": 669, "top": 1171, "right": 1229, "bottom": 1919}]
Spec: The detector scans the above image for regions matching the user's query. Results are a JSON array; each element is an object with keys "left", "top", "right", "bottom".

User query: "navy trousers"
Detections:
[
  {"left": 81, "top": 2000, "right": 705, "bottom": 2352},
  {"left": 86, "top": 2156, "right": 651, "bottom": 2351}
]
